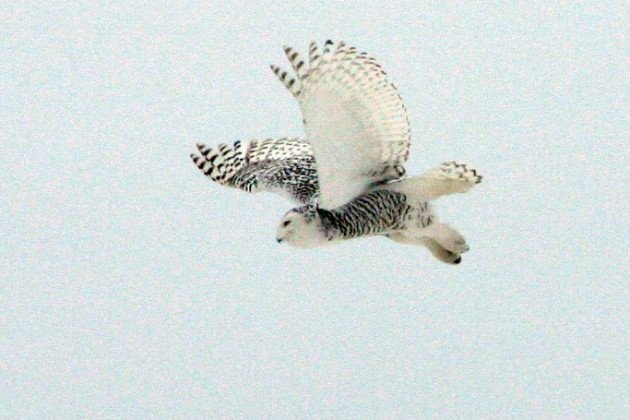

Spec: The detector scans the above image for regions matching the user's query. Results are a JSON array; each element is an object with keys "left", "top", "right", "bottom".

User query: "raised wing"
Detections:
[
  {"left": 191, "top": 138, "right": 318, "bottom": 204},
  {"left": 271, "top": 40, "right": 411, "bottom": 209}
]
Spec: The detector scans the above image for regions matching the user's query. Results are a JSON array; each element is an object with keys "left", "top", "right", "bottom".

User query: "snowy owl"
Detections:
[{"left": 191, "top": 40, "right": 482, "bottom": 264}]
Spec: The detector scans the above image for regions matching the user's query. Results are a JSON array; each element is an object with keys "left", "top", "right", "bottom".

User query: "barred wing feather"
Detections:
[
  {"left": 272, "top": 41, "right": 411, "bottom": 209},
  {"left": 191, "top": 137, "right": 318, "bottom": 204}
]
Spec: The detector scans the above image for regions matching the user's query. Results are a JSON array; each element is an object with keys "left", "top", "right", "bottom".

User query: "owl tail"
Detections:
[{"left": 382, "top": 162, "right": 482, "bottom": 200}]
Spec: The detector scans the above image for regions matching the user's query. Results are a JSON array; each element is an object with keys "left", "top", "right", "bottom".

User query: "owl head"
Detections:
[{"left": 276, "top": 205, "right": 326, "bottom": 248}]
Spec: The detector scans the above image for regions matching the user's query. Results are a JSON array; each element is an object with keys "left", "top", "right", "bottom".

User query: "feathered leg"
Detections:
[
  {"left": 386, "top": 232, "right": 462, "bottom": 265},
  {"left": 422, "top": 221, "right": 469, "bottom": 255}
]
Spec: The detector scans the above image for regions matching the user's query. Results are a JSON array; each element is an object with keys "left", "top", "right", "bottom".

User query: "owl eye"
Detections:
[{"left": 282, "top": 220, "right": 291, "bottom": 227}]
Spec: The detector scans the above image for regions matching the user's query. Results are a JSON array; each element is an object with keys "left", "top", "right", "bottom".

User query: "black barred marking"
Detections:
[
  {"left": 231, "top": 156, "right": 318, "bottom": 201},
  {"left": 194, "top": 41, "right": 478, "bottom": 250},
  {"left": 192, "top": 138, "right": 319, "bottom": 204},
  {"left": 281, "top": 41, "right": 410, "bottom": 171},
  {"left": 313, "top": 190, "right": 432, "bottom": 240},
  {"left": 436, "top": 161, "right": 483, "bottom": 184}
]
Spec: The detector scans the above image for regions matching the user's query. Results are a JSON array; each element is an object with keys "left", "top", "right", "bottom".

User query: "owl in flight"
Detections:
[{"left": 191, "top": 40, "right": 482, "bottom": 264}]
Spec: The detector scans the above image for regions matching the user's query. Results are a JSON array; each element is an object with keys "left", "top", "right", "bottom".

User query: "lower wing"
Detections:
[{"left": 190, "top": 138, "right": 319, "bottom": 204}]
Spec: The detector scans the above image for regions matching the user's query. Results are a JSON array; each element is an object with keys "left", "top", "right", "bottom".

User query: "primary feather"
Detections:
[
  {"left": 272, "top": 40, "right": 411, "bottom": 209},
  {"left": 191, "top": 138, "right": 318, "bottom": 204}
]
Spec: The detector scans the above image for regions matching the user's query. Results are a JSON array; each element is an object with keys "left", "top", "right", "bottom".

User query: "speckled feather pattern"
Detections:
[
  {"left": 272, "top": 40, "right": 411, "bottom": 208},
  {"left": 191, "top": 40, "right": 483, "bottom": 262},
  {"left": 316, "top": 190, "right": 433, "bottom": 240},
  {"left": 297, "top": 41, "right": 411, "bottom": 170},
  {"left": 190, "top": 138, "right": 319, "bottom": 204}
]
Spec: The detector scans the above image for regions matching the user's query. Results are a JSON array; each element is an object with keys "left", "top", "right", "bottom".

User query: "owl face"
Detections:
[{"left": 275, "top": 209, "right": 324, "bottom": 248}]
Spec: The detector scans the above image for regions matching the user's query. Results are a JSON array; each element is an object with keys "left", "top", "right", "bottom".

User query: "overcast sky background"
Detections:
[{"left": 1, "top": 1, "right": 628, "bottom": 418}]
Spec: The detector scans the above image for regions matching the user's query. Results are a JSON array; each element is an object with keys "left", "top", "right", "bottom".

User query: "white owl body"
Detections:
[{"left": 191, "top": 41, "right": 482, "bottom": 264}]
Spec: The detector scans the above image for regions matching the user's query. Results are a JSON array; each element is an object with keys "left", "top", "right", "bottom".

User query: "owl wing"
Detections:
[
  {"left": 191, "top": 138, "right": 318, "bottom": 204},
  {"left": 271, "top": 40, "right": 411, "bottom": 209}
]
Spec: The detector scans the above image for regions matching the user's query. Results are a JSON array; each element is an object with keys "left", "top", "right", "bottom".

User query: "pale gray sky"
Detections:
[{"left": 1, "top": 1, "right": 628, "bottom": 418}]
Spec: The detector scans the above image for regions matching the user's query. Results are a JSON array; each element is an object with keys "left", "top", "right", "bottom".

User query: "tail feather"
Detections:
[
  {"left": 424, "top": 161, "right": 482, "bottom": 184},
  {"left": 382, "top": 161, "right": 482, "bottom": 200}
]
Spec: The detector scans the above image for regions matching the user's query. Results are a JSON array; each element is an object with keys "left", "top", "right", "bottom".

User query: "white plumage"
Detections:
[
  {"left": 273, "top": 41, "right": 410, "bottom": 208},
  {"left": 192, "top": 40, "right": 483, "bottom": 264}
]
